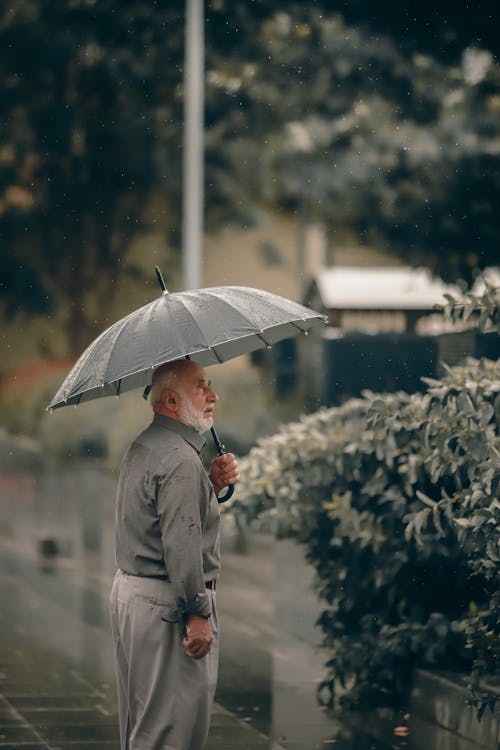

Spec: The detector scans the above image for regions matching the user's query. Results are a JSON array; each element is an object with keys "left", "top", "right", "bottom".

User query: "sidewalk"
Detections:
[
  {"left": 0, "top": 641, "right": 284, "bottom": 750},
  {"left": 0, "top": 460, "right": 491, "bottom": 750},
  {"left": 0, "top": 561, "right": 285, "bottom": 750},
  {"left": 0, "top": 535, "right": 485, "bottom": 750}
]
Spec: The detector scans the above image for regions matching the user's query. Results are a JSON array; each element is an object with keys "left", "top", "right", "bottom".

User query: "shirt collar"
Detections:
[{"left": 152, "top": 413, "right": 206, "bottom": 454}]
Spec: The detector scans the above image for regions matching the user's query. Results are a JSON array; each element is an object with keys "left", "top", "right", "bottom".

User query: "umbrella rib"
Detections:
[
  {"left": 210, "top": 346, "right": 224, "bottom": 363},
  {"left": 256, "top": 332, "right": 272, "bottom": 347},
  {"left": 175, "top": 298, "right": 225, "bottom": 363},
  {"left": 99, "top": 299, "right": 160, "bottom": 383},
  {"left": 290, "top": 320, "right": 307, "bottom": 333},
  {"left": 178, "top": 293, "right": 262, "bottom": 363},
  {"left": 192, "top": 291, "right": 275, "bottom": 347},
  {"left": 181, "top": 289, "right": 323, "bottom": 361},
  {"left": 183, "top": 292, "right": 279, "bottom": 356},
  {"left": 176, "top": 296, "right": 226, "bottom": 354},
  {"left": 202, "top": 290, "right": 316, "bottom": 341}
]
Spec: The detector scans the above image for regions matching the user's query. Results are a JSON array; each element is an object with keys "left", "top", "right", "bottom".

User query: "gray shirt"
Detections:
[{"left": 115, "top": 413, "right": 220, "bottom": 618}]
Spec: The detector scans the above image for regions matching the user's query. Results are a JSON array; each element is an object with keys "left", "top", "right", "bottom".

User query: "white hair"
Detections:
[{"left": 149, "top": 362, "right": 184, "bottom": 406}]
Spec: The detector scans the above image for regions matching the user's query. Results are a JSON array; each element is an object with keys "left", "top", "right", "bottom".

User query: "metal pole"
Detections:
[{"left": 182, "top": 0, "right": 204, "bottom": 291}]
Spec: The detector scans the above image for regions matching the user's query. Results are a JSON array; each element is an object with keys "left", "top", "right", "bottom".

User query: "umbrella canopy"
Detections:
[{"left": 48, "top": 283, "right": 326, "bottom": 410}]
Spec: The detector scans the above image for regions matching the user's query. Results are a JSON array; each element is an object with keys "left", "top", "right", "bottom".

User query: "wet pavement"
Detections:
[
  {"left": 0, "top": 464, "right": 491, "bottom": 749},
  {"left": 0, "top": 535, "right": 284, "bottom": 750}
]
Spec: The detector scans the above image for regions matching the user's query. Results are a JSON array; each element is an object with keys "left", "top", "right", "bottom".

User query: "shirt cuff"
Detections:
[{"left": 179, "top": 591, "right": 211, "bottom": 618}]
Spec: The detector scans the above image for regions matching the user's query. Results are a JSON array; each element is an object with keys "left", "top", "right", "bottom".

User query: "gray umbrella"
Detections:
[
  {"left": 48, "top": 269, "right": 326, "bottom": 500},
  {"left": 48, "top": 271, "right": 326, "bottom": 409}
]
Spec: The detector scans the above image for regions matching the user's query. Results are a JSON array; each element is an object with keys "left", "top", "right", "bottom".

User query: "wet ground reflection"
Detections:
[{"left": 0, "top": 462, "right": 483, "bottom": 749}]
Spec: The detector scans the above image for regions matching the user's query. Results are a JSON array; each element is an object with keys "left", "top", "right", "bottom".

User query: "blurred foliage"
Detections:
[
  {"left": 0, "top": 364, "right": 69, "bottom": 438},
  {"left": 222, "top": 9, "right": 500, "bottom": 283},
  {"left": 322, "top": 0, "right": 500, "bottom": 61},
  {"left": 230, "top": 287, "right": 500, "bottom": 712},
  {"left": 437, "top": 280, "right": 500, "bottom": 335},
  {"left": 38, "top": 389, "right": 149, "bottom": 468},
  {"left": 0, "top": 0, "right": 184, "bottom": 354},
  {"left": 1, "top": 0, "right": 499, "bottom": 355},
  {"left": 436, "top": 281, "right": 500, "bottom": 717},
  {"left": 0, "top": 364, "right": 149, "bottom": 466}
]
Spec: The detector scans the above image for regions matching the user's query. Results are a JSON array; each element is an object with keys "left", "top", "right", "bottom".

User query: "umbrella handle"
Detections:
[{"left": 210, "top": 426, "right": 235, "bottom": 504}]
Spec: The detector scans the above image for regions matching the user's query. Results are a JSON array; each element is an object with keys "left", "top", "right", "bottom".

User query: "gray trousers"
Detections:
[{"left": 109, "top": 570, "right": 219, "bottom": 750}]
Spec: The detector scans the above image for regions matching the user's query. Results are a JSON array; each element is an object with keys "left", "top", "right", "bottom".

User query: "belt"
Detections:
[{"left": 120, "top": 572, "right": 216, "bottom": 590}]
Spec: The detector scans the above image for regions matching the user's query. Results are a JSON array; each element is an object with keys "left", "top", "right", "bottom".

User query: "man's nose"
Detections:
[{"left": 208, "top": 388, "right": 218, "bottom": 402}]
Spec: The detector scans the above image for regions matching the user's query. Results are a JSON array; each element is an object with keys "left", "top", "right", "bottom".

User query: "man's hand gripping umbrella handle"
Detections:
[{"left": 210, "top": 427, "right": 235, "bottom": 503}]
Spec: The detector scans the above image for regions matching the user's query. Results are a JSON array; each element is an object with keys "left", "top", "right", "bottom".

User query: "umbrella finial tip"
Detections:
[{"left": 155, "top": 266, "right": 169, "bottom": 294}]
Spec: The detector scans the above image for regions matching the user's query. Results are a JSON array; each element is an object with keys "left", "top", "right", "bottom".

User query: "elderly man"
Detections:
[{"left": 109, "top": 359, "right": 239, "bottom": 750}]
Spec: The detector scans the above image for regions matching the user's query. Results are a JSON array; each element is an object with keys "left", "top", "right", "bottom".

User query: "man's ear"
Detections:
[{"left": 161, "top": 389, "right": 178, "bottom": 411}]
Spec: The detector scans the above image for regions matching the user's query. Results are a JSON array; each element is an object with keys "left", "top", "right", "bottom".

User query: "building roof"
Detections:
[{"left": 312, "top": 266, "right": 461, "bottom": 311}]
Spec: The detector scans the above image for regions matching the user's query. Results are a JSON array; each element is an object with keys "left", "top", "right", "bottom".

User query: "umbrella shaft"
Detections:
[
  {"left": 210, "top": 426, "right": 225, "bottom": 456},
  {"left": 210, "top": 426, "right": 234, "bottom": 504}
]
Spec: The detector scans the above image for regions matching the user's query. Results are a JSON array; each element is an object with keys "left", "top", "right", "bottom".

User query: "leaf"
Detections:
[
  {"left": 457, "top": 392, "right": 473, "bottom": 413},
  {"left": 414, "top": 507, "right": 431, "bottom": 536},
  {"left": 404, "top": 520, "right": 414, "bottom": 542},
  {"left": 416, "top": 490, "right": 437, "bottom": 508},
  {"left": 486, "top": 541, "right": 500, "bottom": 563},
  {"left": 455, "top": 517, "right": 474, "bottom": 528},
  {"left": 432, "top": 504, "right": 444, "bottom": 536},
  {"left": 462, "top": 303, "right": 476, "bottom": 322}
]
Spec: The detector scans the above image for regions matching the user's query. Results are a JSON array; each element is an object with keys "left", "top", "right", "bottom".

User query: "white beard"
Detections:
[{"left": 178, "top": 397, "right": 213, "bottom": 434}]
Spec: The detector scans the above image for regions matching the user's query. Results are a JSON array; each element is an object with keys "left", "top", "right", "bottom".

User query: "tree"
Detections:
[
  {"left": 325, "top": 0, "right": 500, "bottom": 61},
  {"left": 0, "top": 1, "right": 184, "bottom": 355},
  {"left": 2, "top": 1, "right": 499, "bottom": 357},
  {"left": 0, "top": 1, "right": 281, "bottom": 355},
  {"left": 0, "top": 1, "right": 287, "bottom": 356},
  {"left": 204, "top": 4, "right": 500, "bottom": 282}
]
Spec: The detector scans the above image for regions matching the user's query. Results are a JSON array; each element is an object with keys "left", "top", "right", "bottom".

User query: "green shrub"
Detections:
[
  {"left": 231, "top": 336, "right": 499, "bottom": 711},
  {"left": 437, "top": 280, "right": 500, "bottom": 334},
  {"left": 431, "top": 282, "right": 500, "bottom": 716}
]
